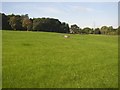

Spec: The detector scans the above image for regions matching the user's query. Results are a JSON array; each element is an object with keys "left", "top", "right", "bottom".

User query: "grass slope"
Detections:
[{"left": 2, "top": 30, "right": 118, "bottom": 88}]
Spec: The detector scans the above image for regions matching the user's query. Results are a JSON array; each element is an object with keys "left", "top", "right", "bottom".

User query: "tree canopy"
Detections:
[{"left": 1, "top": 13, "right": 118, "bottom": 35}]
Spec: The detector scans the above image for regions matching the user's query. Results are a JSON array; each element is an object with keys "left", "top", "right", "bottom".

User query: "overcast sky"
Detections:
[{"left": 2, "top": 2, "right": 118, "bottom": 28}]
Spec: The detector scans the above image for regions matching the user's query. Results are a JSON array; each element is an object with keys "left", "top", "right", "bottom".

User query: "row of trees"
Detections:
[
  {"left": 70, "top": 24, "right": 119, "bottom": 35},
  {"left": 1, "top": 13, "right": 69, "bottom": 33},
  {"left": 1, "top": 13, "right": 120, "bottom": 35}
]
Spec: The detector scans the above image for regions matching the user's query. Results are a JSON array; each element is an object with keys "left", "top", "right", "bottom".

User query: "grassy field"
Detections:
[{"left": 2, "top": 30, "right": 118, "bottom": 88}]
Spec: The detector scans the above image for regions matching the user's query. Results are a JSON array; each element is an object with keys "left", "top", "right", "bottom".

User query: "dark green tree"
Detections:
[
  {"left": 1, "top": 13, "right": 12, "bottom": 30},
  {"left": 60, "top": 22, "right": 69, "bottom": 33},
  {"left": 70, "top": 24, "right": 80, "bottom": 34},
  {"left": 82, "top": 27, "right": 92, "bottom": 34},
  {"left": 33, "top": 17, "right": 69, "bottom": 33},
  {"left": 94, "top": 28, "right": 101, "bottom": 34}
]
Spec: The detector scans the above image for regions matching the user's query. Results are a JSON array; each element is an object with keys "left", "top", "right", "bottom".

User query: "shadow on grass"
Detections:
[{"left": 22, "top": 43, "right": 31, "bottom": 46}]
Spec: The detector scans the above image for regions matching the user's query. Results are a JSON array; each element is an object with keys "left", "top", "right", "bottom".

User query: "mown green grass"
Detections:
[{"left": 2, "top": 30, "right": 118, "bottom": 88}]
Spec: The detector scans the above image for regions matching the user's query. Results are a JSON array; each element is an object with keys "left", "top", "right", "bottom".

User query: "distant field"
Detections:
[{"left": 2, "top": 30, "right": 118, "bottom": 88}]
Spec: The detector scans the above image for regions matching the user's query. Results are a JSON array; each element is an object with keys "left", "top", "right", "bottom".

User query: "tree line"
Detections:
[
  {"left": 1, "top": 13, "right": 120, "bottom": 35},
  {"left": 70, "top": 24, "right": 120, "bottom": 35},
  {"left": 1, "top": 13, "right": 69, "bottom": 33}
]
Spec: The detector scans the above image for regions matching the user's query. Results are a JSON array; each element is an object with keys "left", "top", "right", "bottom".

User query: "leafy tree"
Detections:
[
  {"left": 1, "top": 13, "right": 12, "bottom": 30},
  {"left": 107, "top": 26, "right": 113, "bottom": 35},
  {"left": 101, "top": 26, "right": 117, "bottom": 35},
  {"left": 9, "top": 15, "right": 23, "bottom": 30},
  {"left": 82, "top": 27, "right": 92, "bottom": 34},
  {"left": 94, "top": 28, "right": 101, "bottom": 34},
  {"left": 33, "top": 18, "right": 46, "bottom": 31},
  {"left": 33, "top": 17, "right": 69, "bottom": 33},
  {"left": 108, "top": 26, "right": 113, "bottom": 32},
  {"left": 22, "top": 14, "right": 33, "bottom": 31},
  {"left": 60, "top": 22, "right": 69, "bottom": 33},
  {"left": 70, "top": 24, "right": 80, "bottom": 34},
  {"left": 100, "top": 26, "right": 109, "bottom": 35},
  {"left": 89, "top": 28, "right": 94, "bottom": 34}
]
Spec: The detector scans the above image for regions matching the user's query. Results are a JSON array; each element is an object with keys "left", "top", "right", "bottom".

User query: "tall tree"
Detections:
[
  {"left": 22, "top": 14, "right": 33, "bottom": 31},
  {"left": 60, "top": 22, "right": 69, "bottom": 33},
  {"left": 100, "top": 26, "right": 108, "bottom": 35},
  {"left": 9, "top": 15, "right": 23, "bottom": 30},
  {"left": 94, "top": 28, "right": 101, "bottom": 34},
  {"left": 1, "top": 13, "right": 12, "bottom": 30},
  {"left": 70, "top": 24, "right": 80, "bottom": 34}
]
